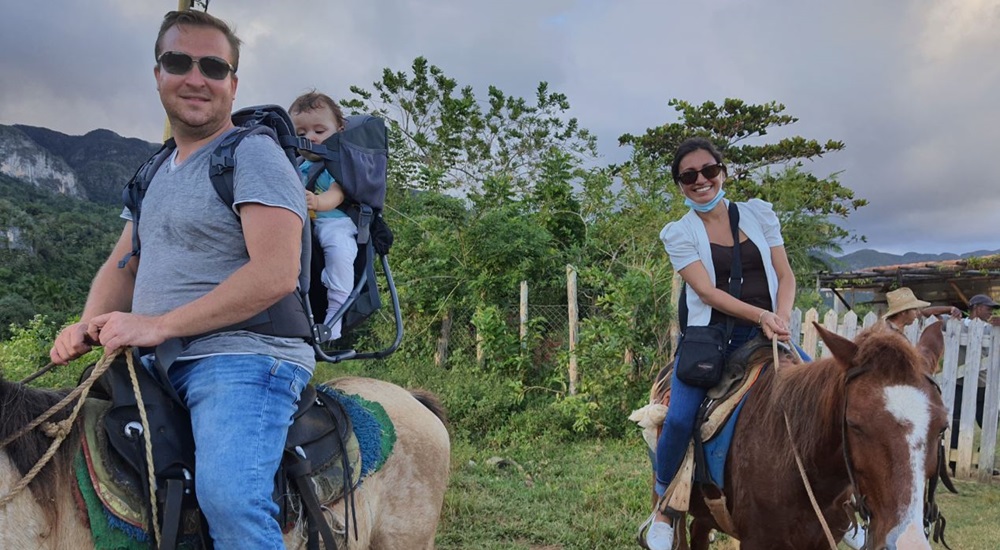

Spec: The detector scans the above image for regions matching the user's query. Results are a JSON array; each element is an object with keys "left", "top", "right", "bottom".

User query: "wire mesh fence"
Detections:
[{"left": 412, "top": 303, "right": 601, "bottom": 369}]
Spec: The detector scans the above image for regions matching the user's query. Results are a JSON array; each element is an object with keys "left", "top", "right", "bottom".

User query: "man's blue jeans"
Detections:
[{"left": 146, "top": 354, "right": 313, "bottom": 549}]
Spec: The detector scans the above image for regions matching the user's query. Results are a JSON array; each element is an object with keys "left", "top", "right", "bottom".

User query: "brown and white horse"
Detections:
[
  {"left": 0, "top": 375, "right": 451, "bottom": 549},
  {"left": 672, "top": 323, "right": 951, "bottom": 550}
]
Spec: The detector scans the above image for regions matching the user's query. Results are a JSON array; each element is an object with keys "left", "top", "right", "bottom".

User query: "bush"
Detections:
[{"left": 0, "top": 315, "right": 95, "bottom": 388}]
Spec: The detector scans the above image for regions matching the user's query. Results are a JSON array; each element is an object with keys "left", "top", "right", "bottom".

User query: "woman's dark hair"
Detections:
[{"left": 670, "top": 137, "right": 725, "bottom": 182}]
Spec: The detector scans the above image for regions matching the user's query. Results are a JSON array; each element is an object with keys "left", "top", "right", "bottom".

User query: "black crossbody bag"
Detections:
[{"left": 674, "top": 202, "right": 742, "bottom": 388}]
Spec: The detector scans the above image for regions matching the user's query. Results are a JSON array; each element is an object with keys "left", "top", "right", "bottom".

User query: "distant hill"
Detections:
[
  {"left": 2, "top": 122, "right": 996, "bottom": 272},
  {"left": 818, "top": 248, "right": 1000, "bottom": 271},
  {"left": 5, "top": 124, "right": 159, "bottom": 205}
]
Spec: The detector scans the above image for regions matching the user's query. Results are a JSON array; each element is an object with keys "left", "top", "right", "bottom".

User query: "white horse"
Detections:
[{"left": 0, "top": 375, "right": 450, "bottom": 549}]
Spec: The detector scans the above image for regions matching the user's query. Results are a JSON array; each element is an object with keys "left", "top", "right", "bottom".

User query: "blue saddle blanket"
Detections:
[{"left": 698, "top": 393, "right": 750, "bottom": 488}]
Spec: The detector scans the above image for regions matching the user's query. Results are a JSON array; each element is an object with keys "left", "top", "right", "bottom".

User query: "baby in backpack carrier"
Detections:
[{"left": 289, "top": 91, "right": 358, "bottom": 340}]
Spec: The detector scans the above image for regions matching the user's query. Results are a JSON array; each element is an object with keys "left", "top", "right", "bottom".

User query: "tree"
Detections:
[
  {"left": 341, "top": 56, "right": 598, "bottom": 207},
  {"left": 618, "top": 98, "right": 867, "bottom": 275}
]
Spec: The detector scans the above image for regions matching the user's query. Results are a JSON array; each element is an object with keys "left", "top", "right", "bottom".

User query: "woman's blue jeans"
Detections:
[
  {"left": 144, "top": 353, "right": 313, "bottom": 549},
  {"left": 653, "top": 327, "right": 811, "bottom": 496}
]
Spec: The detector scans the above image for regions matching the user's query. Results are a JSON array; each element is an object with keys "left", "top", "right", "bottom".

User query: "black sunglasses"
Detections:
[
  {"left": 157, "top": 51, "right": 235, "bottom": 80},
  {"left": 676, "top": 163, "right": 725, "bottom": 185}
]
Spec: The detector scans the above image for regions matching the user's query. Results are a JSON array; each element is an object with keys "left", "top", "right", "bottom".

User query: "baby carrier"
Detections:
[{"left": 120, "top": 105, "right": 403, "bottom": 363}]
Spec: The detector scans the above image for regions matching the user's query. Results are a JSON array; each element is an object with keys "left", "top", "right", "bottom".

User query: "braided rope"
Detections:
[
  {"left": 124, "top": 350, "right": 161, "bottom": 547},
  {"left": 0, "top": 348, "right": 120, "bottom": 508}
]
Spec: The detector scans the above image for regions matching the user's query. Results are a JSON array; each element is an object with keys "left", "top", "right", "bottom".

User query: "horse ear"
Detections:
[
  {"left": 814, "top": 321, "right": 858, "bottom": 369},
  {"left": 916, "top": 320, "right": 945, "bottom": 375}
]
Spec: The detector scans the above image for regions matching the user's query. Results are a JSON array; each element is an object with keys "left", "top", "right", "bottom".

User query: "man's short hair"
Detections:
[{"left": 155, "top": 10, "right": 242, "bottom": 71}]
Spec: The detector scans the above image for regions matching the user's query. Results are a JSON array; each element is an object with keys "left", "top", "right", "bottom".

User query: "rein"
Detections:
[
  {"left": 0, "top": 349, "right": 121, "bottom": 507},
  {"left": 771, "top": 339, "right": 840, "bottom": 550},
  {"left": 0, "top": 349, "right": 161, "bottom": 546}
]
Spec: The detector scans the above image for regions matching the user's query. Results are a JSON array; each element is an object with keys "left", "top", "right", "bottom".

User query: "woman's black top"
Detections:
[{"left": 709, "top": 239, "right": 772, "bottom": 326}]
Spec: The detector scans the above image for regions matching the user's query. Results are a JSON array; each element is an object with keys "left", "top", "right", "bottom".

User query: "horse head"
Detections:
[{"left": 817, "top": 323, "right": 949, "bottom": 550}]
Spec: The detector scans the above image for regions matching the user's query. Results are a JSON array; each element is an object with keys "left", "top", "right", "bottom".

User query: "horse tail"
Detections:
[
  {"left": 410, "top": 389, "right": 449, "bottom": 427},
  {"left": 650, "top": 364, "right": 672, "bottom": 405}
]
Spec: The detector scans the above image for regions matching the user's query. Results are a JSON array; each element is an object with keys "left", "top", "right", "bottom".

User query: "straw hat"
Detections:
[{"left": 883, "top": 287, "right": 930, "bottom": 319}]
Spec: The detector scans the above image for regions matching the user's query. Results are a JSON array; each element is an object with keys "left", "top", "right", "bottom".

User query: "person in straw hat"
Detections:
[{"left": 882, "top": 287, "right": 960, "bottom": 332}]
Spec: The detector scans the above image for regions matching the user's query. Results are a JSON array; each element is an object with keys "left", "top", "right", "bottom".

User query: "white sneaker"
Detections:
[
  {"left": 645, "top": 520, "right": 674, "bottom": 550},
  {"left": 842, "top": 525, "right": 867, "bottom": 550}
]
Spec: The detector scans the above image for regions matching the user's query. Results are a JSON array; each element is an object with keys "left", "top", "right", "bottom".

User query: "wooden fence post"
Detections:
[
  {"left": 957, "top": 325, "right": 986, "bottom": 479},
  {"left": 842, "top": 310, "right": 858, "bottom": 341},
  {"left": 520, "top": 280, "right": 528, "bottom": 351},
  {"left": 939, "top": 319, "right": 962, "bottom": 465},
  {"left": 567, "top": 264, "right": 579, "bottom": 396},
  {"left": 789, "top": 308, "right": 803, "bottom": 346},
  {"left": 979, "top": 325, "right": 1000, "bottom": 483},
  {"left": 801, "top": 308, "right": 819, "bottom": 359},
  {"left": 821, "top": 310, "right": 839, "bottom": 357},
  {"left": 861, "top": 312, "right": 878, "bottom": 329},
  {"left": 434, "top": 309, "right": 452, "bottom": 368}
]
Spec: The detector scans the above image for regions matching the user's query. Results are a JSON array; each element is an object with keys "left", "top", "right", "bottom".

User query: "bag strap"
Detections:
[
  {"left": 677, "top": 201, "right": 743, "bottom": 338},
  {"left": 724, "top": 201, "right": 742, "bottom": 344}
]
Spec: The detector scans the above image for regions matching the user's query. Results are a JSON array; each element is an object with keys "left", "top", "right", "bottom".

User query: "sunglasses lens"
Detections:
[
  {"left": 677, "top": 164, "right": 723, "bottom": 185},
  {"left": 702, "top": 164, "right": 722, "bottom": 179},
  {"left": 678, "top": 171, "right": 699, "bottom": 185},
  {"left": 159, "top": 52, "right": 193, "bottom": 75},
  {"left": 198, "top": 56, "right": 232, "bottom": 80}
]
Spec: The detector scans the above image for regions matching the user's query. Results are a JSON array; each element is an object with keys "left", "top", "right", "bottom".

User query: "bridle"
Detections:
[
  {"left": 840, "top": 364, "right": 955, "bottom": 550},
  {"left": 840, "top": 365, "right": 875, "bottom": 540}
]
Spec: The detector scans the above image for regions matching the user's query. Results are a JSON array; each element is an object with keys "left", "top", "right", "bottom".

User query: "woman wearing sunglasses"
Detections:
[{"left": 640, "top": 137, "right": 798, "bottom": 550}]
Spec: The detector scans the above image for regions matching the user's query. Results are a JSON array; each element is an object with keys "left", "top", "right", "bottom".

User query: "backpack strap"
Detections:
[
  {"left": 302, "top": 159, "right": 327, "bottom": 194},
  {"left": 201, "top": 125, "right": 314, "bottom": 340},
  {"left": 118, "top": 139, "right": 176, "bottom": 268},
  {"left": 146, "top": 124, "right": 316, "bottom": 372}
]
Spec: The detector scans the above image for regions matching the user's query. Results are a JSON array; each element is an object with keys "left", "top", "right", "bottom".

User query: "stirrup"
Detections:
[
  {"left": 637, "top": 512, "right": 676, "bottom": 550},
  {"left": 637, "top": 512, "right": 656, "bottom": 549}
]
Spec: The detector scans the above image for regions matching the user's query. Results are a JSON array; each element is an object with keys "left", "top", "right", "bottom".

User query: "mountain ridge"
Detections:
[
  {"left": 1, "top": 122, "right": 997, "bottom": 269},
  {"left": 6, "top": 124, "right": 159, "bottom": 205},
  {"left": 816, "top": 248, "right": 1000, "bottom": 271}
]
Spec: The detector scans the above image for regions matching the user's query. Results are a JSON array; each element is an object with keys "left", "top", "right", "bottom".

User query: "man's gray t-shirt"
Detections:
[{"left": 125, "top": 131, "right": 314, "bottom": 371}]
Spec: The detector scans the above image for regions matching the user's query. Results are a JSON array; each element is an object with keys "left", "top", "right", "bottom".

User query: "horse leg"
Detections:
[{"left": 688, "top": 518, "right": 712, "bottom": 550}]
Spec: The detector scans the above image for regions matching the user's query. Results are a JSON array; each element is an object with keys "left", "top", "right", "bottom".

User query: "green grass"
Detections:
[
  {"left": 434, "top": 438, "right": 1000, "bottom": 549},
  {"left": 935, "top": 479, "right": 1000, "bottom": 550},
  {"left": 436, "top": 438, "right": 653, "bottom": 549}
]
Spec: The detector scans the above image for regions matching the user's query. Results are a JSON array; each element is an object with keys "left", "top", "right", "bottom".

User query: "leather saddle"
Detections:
[{"left": 80, "top": 353, "right": 359, "bottom": 550}]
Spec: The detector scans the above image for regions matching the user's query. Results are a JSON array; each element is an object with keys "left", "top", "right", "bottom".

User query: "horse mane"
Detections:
[
  {"left": 0, "top": 375, "right": 79, "bottom": 523},
  {"left": 747, "top": 351, "right": 847, "bottom": 473},
  {"left": 743, "top": 327, "right": 926, "bottom": 474}
]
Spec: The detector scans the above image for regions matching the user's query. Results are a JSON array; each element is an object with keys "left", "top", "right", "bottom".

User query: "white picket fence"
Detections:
[{"left": 788, "top": 308, "right": 1000, "bottom": 483}]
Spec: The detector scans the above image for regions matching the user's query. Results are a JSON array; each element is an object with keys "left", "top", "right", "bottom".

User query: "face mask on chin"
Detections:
[{"left": 684, "top": 189, "right": 726, "bottom": 213}]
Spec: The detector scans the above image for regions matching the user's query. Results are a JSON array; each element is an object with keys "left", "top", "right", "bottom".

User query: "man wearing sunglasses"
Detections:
[{"left": 50, "top": 10, "right": 312, "bottom": 549}]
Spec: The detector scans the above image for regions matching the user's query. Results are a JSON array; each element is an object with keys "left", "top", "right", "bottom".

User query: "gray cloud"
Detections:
[{"left": 2, "top": 0, "right": 997, "bottom": 255}]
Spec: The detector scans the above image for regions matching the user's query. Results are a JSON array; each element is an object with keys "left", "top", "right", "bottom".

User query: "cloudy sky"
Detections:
[{"left": 2, "top": 0, "right": 998, "bottom": 256}]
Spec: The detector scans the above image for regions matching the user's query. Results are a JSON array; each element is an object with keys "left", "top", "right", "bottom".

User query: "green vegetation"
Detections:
[
  {"left": 434, "top": 438, "right": 998, "bottom": 549},
  {"left": 0, "top": 174, "right": 122, "bottom": 337},
  {"left": 5, "top": 55, "right": 994, "bottom": 546}
]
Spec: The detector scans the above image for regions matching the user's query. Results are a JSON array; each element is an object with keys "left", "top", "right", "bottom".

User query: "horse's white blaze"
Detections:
[{"left": 883, "top": 385, "right": 932, "bottom": 547}]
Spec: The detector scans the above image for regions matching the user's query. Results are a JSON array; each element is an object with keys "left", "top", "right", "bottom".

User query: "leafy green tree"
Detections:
[
  {"left": 342, "top": 56, "right": 598, "bottom": 205},
  {"left": 618, "top": 98, "right": 868, "bottom": 278}
]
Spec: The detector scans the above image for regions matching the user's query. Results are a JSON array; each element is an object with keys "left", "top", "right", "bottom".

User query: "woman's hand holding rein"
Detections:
[{"left": 758, "top": 310, "right": 791, "bottom": 342}]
